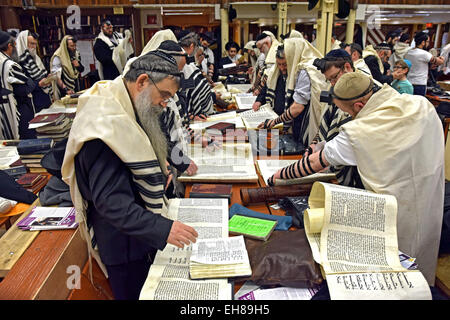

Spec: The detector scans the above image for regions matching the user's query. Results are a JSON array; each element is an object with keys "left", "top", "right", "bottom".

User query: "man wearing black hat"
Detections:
[
  {"left": 269, "top": 71, "right": 444, "bottom": 287},
  {"left": 405, "top": 31, "right": 445, "bottom": 96},
  {"left": 0, "top": 30, "right": 36, "bottom": 140},
  {"left": 364, "top": 43, "right": 393, "bottom": 84},
  {"left": 218, "top": 41, "right": 241, "bottom": 69},
  {"left": 93, "top": 19, "right": 124, "bottom": 80}
]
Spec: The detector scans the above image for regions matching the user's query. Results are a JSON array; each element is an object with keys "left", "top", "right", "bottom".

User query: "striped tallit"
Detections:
[
  {"left": 62, "top": 76, "right": 168, "bottom": 276},
  {"left": 0, "top": 51, "right": 27, "bottom": 140},
  {"left": 50, "top": 36, "right": 80, "bottom": 97},
  {"left": 182, "top": 63, "right": 214, "bottom": 116}
]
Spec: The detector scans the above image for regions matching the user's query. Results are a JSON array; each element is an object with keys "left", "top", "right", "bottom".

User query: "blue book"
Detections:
[
  {"left": 2, "top": 165, "right": 27, "bottom": 177},
  {"left": 17, "top": 138, "right": 54, "bottom": 155}
]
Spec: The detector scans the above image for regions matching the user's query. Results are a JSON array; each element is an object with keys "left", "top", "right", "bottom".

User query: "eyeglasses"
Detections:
[
  {"left": 393, "top": 66, "right": 406, "bottom": 69},
  {"left": 327, "top": 67, "right": 343, "bottom": 84},
  {"left": 148, "top": 76, "right": 174, "bottom": 104}
]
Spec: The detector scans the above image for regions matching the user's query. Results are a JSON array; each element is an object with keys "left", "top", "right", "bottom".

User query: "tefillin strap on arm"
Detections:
[
  {"left": 279, "top": 154, "right": 318, "bottom": 180},
  {"left": 263, "top": 107, "right": 294, "bottom": 128}
]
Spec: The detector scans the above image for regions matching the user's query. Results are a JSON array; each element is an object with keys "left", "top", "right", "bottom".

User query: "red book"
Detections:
[
  {"left": 189, "top": 184, "right": 233, "bottom": 201},
  {"left": 29, "top": 113, "right": 65, "bottom": 125},
  {"left": 17, "top": 173, "right": 43, "bottom": 187},
  {"left": 205, "top": 122, "right": 236, "bottom": 135}
]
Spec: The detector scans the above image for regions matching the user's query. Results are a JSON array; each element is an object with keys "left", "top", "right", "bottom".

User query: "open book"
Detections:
[
  {"left": 139, "top": 198, "right": 232, "bottom": 300},
  {"left": 239, "top": 105, "right": 283, "bottom": 130},
  {"left": 256, "top": 159, "right": 336, "bottom": 186},
  {"left": 178, "top": 143, "right": 258, "bottom": 183},
  {"left": 304, "top": 182, "right": 431, "bottom": 300},
  {"left": 234, "top": 93, "right": 257, "bottom": 110},
  {"left": 190, "top": 235, "right": 252, "bottom": 280}
]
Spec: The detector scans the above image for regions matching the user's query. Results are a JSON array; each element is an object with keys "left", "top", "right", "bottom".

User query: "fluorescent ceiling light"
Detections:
[{"left": 163, "top": 12, "right": 203, "bottom": 15}]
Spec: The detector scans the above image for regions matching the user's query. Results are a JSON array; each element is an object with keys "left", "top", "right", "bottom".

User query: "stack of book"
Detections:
[
  {"left": 17, "top": 206, "right": 77, "bottom": 231},
  {"left": 16, "top": 173, "right": 49, "bottom": 194},
  {"left": 17, "top": 138, "right": 54, "bottom": 173},
  {"left": 29, "top": 113, "right": 73, "bottom": 142}
]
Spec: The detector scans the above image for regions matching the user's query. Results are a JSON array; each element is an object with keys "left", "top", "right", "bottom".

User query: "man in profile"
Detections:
[
  {"left": 94, "top": 19, "right": 123, "bottom": 80},
  {"left": 62, "top": 52, "right": 198, "bottom": 300}
]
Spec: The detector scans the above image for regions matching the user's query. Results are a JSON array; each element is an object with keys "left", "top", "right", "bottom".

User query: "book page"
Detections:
[
  {"left": 235, "top": 94, "right": 256, "bottom": 110},
  {"left": 178, "top": 143, "right": 258, "bottom": 183},
  {"left": 227, "top": 83, "right": 252, "bottom": 93},
  {"left": 140, "top": 198, "right": 232, "bottom": 300},
  {"left": 326, "top": 271, "right": 431, "bottom": 300},
  {"left": 0, "top": 146, "right": 19, "bottom": 169},
  {"left": 256, "top": 159, "right": 336, "bottom": 187},
  {"left": 190, "top": 236, "right": 248, "bottom": 265},
  {"left": 304, "top": 182, "right": 431, "bottom": 300},
  {"left": 239, "top": 105, "right": 283, "bottom": 130},
  {"left": 239, "top": 286, "right": 320, "bottom": 300}
]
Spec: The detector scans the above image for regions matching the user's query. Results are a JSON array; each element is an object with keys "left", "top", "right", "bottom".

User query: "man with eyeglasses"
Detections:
[
  {"left": 405, "top": 31, "right": 445, "bottom": 96},
  {"left": 269, "top": 72, "right": 444, "bottom": 287},
  {"left": 0, "top": 30, "right": 36, "bottom": 139},
  {"left": 94, "top": 19, "right": 125, "bottom": 80},
  {"left": 62, "top": 51, "right": 198, "bottom": 300}
]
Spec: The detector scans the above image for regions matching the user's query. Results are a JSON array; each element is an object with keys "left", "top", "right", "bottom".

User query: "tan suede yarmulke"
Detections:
[{"left": 333, "top": 72, "right": 372, "bottom": 100}]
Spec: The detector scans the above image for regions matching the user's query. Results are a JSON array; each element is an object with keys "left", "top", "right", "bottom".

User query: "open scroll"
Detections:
[
  {"left": 304, "top": 182, "right": 431, "bottom": 300},
  {"left": 178, "top": 143, "right": 258, "bottom": 183},
  {"left": 256, "top": 159, "right": 336, "bottom": 186},
  {"left": 139, "top": 198, "right": 232, "bottom": 300}
]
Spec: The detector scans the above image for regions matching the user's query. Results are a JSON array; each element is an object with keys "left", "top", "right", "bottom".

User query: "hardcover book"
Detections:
[
  {"left": 189, "top": 184, "right": 232, "bottom": 201},
  {"left": 228, "top": 215, "right": 277, "bottom": 241},
  {"left": 16, "top": 173, "right": 43, "bottom": 187},
  {"left": 205, "top": 122, "right": 236, "bottom": 135},
  {"left": 17, "top": 138, "right": 54, "bottom": 155}
]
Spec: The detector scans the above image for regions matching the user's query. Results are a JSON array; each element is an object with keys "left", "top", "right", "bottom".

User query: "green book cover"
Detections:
[{"left": 228, "top": 215, "right": 277, "bottom": 241}]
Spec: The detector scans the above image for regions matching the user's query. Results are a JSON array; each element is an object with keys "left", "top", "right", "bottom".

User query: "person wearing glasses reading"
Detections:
[{"left": 62, "top": 51, "right": 198, "bottom": 300}]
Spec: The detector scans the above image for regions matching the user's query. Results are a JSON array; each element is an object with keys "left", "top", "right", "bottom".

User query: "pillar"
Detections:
[
  {"left": 345, "top": 9, "right": 356, "bottom": 44},
  {"left": 435, "top": 23, "right": 443, "bottom": 49},
  {"left": 316, "top": 0, "right": 335, "bottom": 55},
  {"left": 220, "top": 8, "right": 229, "bottom": 58},
  {"left": 233, "top": 20, "right": 241, "bottom": 47},
  {"left": 243, "top": 20, "right": 249, "bottom": 44},
  {"left": 277, "top": 1, "right": 288, "bottom": 41}
]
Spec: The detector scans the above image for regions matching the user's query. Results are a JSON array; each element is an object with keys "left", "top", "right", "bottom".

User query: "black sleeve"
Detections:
[
  {"left": 93, "top": 39, "right": 114, "bottom": 65},
  {"left": 76, "top": 58, "right": 85, "bottom": 74},
  {"left": 75, "top": 139, "right": 173, "bottom": 250},
  {"left": 364, "top": 56, "right": 393, "bottom": 84},
  {"left": 255, "top": 82, "right": 267, "bottom": 104}
]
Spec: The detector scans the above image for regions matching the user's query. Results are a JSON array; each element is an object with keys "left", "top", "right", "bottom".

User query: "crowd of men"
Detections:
[{"left": 1, "top": 21, "right": 450, "bottom": 300}]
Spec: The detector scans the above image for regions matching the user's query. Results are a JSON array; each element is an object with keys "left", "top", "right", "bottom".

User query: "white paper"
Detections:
[
  {"left": 190, "top": 236, "right": 248, "bottom": 265},
  {"left": 0, "top": 146, "right": 19, "bottom": 169},
  {"left": 240, "top": 286, "right": 320, "bottom": 300}
]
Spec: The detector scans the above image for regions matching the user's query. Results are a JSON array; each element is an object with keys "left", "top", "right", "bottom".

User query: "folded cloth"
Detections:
[
  {"left": 229, "top": 203, "right": 292, "bottom": 231},
  {"left": 0, "top": 171, "right": 37, "bottom": 204},
  {"left": 39, "top": 176, "right": 73, "bottom": 207}
]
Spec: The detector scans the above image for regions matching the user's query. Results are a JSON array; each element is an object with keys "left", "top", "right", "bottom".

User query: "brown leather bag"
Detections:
[{"left": 244, "top": 229, "right": 323, "bottom": 288}]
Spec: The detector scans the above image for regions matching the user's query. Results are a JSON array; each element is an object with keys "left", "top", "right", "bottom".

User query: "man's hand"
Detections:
[
  {"left": 167, "top": 221, "right": 198, "bottom": 248},
  {"left": 165, "top": 172, "right": 173, "bottom": 191},
  {"left": 194, "top": 114, "right": 207, "bottom": 122},
  {"left": 252, "top": 101, "right": 262, "bottom": 111},
  {"left": 38, "top": 78, "right": 48, "bottom": 87},
  {"left": 185, "top": 160, "right": 198, "bottom": 176},
  {"left": 71, "top": 59, "right": 80, "bottom": 68},
  {"left": 257, "top": 119, "right": 275, "bottom": 129}
]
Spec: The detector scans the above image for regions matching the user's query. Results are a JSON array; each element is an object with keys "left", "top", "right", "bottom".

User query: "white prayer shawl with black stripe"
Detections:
[
  {"left": 265, "top": 38, "right": 327, "bottom": 146},
  {"left": 16, "top": 31, "right": 53, "bottom": 96},
  {"left": 0, "top": 52, "right": 24, "bottom": 140},
  {"left": 262, "top": 31, "right": 280, "bottom": 75},
  {"left": 182, "top": 63, "right": 214, "bottom": 116},
  {"left": 161, "top": 94, "right": 189, "bottom": 155},
  {"left": 342, "top": 84, "right": 444, "bottom": 286},
  {"left": 62, "top": 76, "right": 168, "bottom": 277},
  {"left": 94, "top": 31, "right": 123, "bottom": 80},
  {"left": 354, "top": 58, "right": 372, "bottom": 77},
  {"left": 112, "top": 29, "right": 134, "bottom": 74}
]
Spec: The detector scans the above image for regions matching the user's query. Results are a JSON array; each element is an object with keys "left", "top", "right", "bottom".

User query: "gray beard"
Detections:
[
  {"left": 134, "top": 89, "right": 168, "bottom": 174},
  {"left": 29, "top": 48, "right": 36, "bottom": 59}
]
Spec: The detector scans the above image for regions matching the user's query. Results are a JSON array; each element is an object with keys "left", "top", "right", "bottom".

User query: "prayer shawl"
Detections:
[
  {"left": 16, "top": 31, "right": 52, "bottom": 97},
  {"left": 389, "top": 41, "right": 411, "bottom": 71},
  {"left": 62, "top": 76, "right": 168, "bottom": 277},
  {"left": 314, "top": 69, "right": 380, "bottom": 188},
  {"left": 50, "top": 36, "right": 80, "bottom": 98},
  {"left": 0, "top": 52, "right": 25, "bottom": 140},
  {"left": 94, "top": 31, "right": 123, "bottom": 80},
  {"left": 161, "top": 94, "right": 189, "bottom": 155},
  {"left": 331, "top": 39, "right": 341, "bottom": 51},
  {"left": 123, "top": 29, "right": 177, "bottom": 77},
  {"left": 244, "top": 41, "right": 259, "bottom": 85},
  {"left": 342, "top": 84, "right": 445, "bottom": 285},
  {"left": 262, "top": 31, "right": 280, "bottom": 73},
  {"left": 265, "top": 38, "right": 327, "bottom": 146},
  {"left": 112, "top": 29, "right": 134, "bottom": 74},
  {"left": 354, "top": 58, "right": 372, "bottom": 76},
  {"left": 288, "top": 30, "right": 303, "bottom": 39},
  {"left": 363, "top": 44, "right": 384, "bottom": 74},
  {"left": 183, "top": 62, "right": 214, "bottom": 116}
]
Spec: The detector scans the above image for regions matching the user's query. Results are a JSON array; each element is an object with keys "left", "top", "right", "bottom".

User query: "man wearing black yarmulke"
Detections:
[{"left": 363, "top": 42, "right": 393, "bottom": 84}]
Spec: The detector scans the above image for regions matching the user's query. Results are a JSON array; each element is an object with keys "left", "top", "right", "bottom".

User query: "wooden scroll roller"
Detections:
[{"left": 240, "top": 183, "right": 313, "bottom": 206}]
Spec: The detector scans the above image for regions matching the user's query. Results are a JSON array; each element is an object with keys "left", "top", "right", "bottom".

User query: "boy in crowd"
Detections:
[{"left": 391, "top": 59, "right": 414, "bottom": 95}]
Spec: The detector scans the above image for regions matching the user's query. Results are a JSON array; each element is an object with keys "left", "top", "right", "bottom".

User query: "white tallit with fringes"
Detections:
[
  {"left": 62, "top": 76, "right": 168, "bottom": 277},
  {"left": 122, "top": 29, "right": 177, "bottom": 77},
  {"left": 262, "top": 31, "right": 280, "bottom": 73},
  {"left": 265, "top": 38, "right": 328, "bottom": 146},
  {"left": 112, "top": 29, "right": 134, "bottom": 74},
  {"left": 94, "top": 31, "right": 123, "bottom": 80},
  {"left": 341, "top": 84, "right": 444, "bottom": 286}
]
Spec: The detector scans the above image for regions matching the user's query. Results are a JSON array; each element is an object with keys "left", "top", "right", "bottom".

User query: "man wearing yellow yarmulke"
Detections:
[{"left": 270, "top": 72, "right": 445, "bottom": 286}]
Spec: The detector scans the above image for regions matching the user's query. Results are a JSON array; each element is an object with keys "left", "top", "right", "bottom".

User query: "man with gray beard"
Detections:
[{"left": 62, "top": 51, "right": 198, "bottom": 300}]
